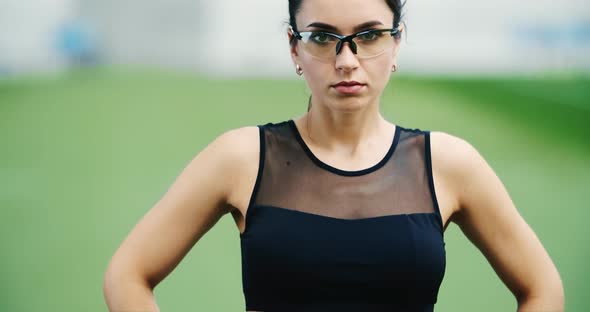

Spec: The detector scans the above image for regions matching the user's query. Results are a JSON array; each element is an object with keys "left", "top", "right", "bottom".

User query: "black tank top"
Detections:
[{"left": 239, "top": 120, "right": 446, "bottom": 311}]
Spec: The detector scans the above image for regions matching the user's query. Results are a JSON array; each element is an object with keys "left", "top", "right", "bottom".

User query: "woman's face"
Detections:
[{"left": 290, "top": 0, "right": 402, "bottom": 113}]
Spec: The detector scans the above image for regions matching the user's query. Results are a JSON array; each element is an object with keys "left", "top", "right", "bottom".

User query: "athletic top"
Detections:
[{"left": 239, "top": 120, "right": 446, "bottom": 312}]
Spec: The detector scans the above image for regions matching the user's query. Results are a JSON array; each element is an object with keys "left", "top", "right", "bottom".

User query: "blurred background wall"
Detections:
[
  {"left": 0, "top": 0, "right": 72, "bottom": 74},
  {"left": 1, "top": 0, "right": 589, "bottom": 77}
]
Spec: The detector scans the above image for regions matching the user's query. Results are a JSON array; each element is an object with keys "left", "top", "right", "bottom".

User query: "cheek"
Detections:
[
  {"left": 365, "top": 60, "right": 393, "bottom": 90},
  {"left": 301, "top": 61, "right": 331, "bottom": 92}
]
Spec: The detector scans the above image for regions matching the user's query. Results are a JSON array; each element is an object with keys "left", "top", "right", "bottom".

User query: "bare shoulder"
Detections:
[
  {"left": 212, "top": 126, "right": 261, "bottom": 212},
  {"left": 211, "top": 125, "right": 260, "bottom": 185},
  {"left": 428, "top": 131, "right": 487, "bottom": 224},
  {"left": 213, "top": 126, "right": 260, "bottom": 169},
  {"left": 429, "top": 129, "right": 513, "bottom": 223},
  {"left": 429, "top": 130, "right": 481, "bottom": 176}
]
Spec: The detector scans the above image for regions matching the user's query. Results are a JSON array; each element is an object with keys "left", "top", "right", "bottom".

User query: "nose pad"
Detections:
[{"left": 335, "top": 40, "right": 357, "bottom": 55}]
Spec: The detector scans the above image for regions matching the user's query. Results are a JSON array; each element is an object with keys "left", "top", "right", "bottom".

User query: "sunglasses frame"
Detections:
[{"left": 289, "top": 26, "right": 401, "bottom": 57}]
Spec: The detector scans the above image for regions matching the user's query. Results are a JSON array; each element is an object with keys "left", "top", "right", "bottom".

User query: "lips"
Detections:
[
  {"left": 332, "top": 81, "right": 365, "bottom": 87},
  {"left": 331, "top": 81, "right": 366, "bottom": 95}
]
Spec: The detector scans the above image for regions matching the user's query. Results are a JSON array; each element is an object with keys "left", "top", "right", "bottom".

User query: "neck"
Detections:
[{"left": 297, "top": 96, "right": 392, "bottom": 154}]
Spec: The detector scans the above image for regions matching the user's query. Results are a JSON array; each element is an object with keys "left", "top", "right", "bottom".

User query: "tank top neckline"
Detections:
[{"left": 286, "top": 119, "right": 402, "bottom": 177}]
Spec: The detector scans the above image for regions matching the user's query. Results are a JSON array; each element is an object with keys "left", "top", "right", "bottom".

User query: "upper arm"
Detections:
[
  {"left": 104, "top": 126, "right": 260, "bottom": 288},
  {"left": 431, "top": 131, "right": 563, "bottom": 304}
]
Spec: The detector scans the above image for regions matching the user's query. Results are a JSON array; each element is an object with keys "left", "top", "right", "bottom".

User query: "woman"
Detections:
[{"left": 103, "top": 0, "right": 564, "bottom": 311}]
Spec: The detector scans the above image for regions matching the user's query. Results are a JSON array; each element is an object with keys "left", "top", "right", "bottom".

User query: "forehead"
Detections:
[{"left": 297, "top": 0, "right": 394, "bottom": 32}]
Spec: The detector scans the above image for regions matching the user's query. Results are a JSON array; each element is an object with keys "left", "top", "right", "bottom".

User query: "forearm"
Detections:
[
  {"left": 103, "top": 274, "right": 160, "bottom": 312},
  {"left": 516, "top": 291, "right": 564, "bottom": 312}
]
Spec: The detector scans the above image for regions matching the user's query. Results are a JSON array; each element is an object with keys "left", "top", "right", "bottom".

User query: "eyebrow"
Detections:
[{"left": 305, "top": 20, "right": 384, "bottom": 33}]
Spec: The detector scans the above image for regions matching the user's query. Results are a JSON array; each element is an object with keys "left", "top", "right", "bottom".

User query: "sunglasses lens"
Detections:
[
  {"left": 299, "top": 32, "right": 339, "bottom": 59},
  {"left": 353, "top": 31, "right": 394, "bottom": 57},
  {"left": 298, "top": 30, "right": 396, "bottom": 60}
]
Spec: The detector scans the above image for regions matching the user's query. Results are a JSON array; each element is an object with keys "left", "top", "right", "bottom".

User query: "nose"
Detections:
[{"left": 334, "top": 42, "right": 359, "bottom": 72}]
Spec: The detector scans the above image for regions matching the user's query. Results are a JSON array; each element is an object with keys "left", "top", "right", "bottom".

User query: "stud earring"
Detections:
[
  {"left": 392, "top": 64, "right": 398, "bottom": 72},
  {"left": 296, "top": 64, "right": 303, "bottom": 76}
]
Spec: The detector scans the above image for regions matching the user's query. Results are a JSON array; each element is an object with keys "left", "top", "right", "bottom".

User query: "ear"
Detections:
[
  {"left": 288, "top": 31, "right": 300, "bottom": 66},
  {"left": 391, "top": 23, "right": 404, "bottom": 63},
  {"left": 394, "top": 22, "right": 404, "bottom": 42}
]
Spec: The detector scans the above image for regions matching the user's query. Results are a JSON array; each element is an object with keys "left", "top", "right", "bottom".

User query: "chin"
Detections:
[{"left": 327, "top": 97, "right": 368, "bottom": 113}]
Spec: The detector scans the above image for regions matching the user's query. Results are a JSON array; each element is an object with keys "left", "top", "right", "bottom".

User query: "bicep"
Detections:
[
  {"left": 442, "top": 133, "right": 561, "bottom": 300},
  {"left": 106, "top": 127, "right": 256, "bottom": 288}
]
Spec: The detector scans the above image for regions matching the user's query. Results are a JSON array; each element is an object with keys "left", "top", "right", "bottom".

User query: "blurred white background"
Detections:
[{"left": 1, "top": 0, "right": 589, "bottom": 77}]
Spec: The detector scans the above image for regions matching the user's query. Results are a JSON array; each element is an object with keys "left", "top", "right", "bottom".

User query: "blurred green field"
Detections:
[{"left": 1, "top": 68, "right": 588, "bottom": 311}]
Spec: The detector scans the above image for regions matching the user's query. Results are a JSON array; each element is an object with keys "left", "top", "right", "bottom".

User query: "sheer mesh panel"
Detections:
[{"left": 252, "top": 120, "right": 436, "bottom": 220}]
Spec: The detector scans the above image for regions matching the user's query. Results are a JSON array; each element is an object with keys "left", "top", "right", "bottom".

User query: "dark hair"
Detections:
[{"left": 288, "top": 0, "right": 406, "bottom": 36}]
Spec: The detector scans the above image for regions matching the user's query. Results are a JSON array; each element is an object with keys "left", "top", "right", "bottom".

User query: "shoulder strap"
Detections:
[
  {"left": 424, "top": 131, "right": 444, "bottom": 231},
  {"left": 246, "top": 124, "right": 266, "bottom": 210}
]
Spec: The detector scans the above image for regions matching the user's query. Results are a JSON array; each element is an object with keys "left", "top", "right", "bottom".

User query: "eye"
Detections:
[
  {"left": 309, "top": 32, "right": 334, "bottom": 44},
  {"left": 357, "top": 31, "right": 382, "bottom": 41}
]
